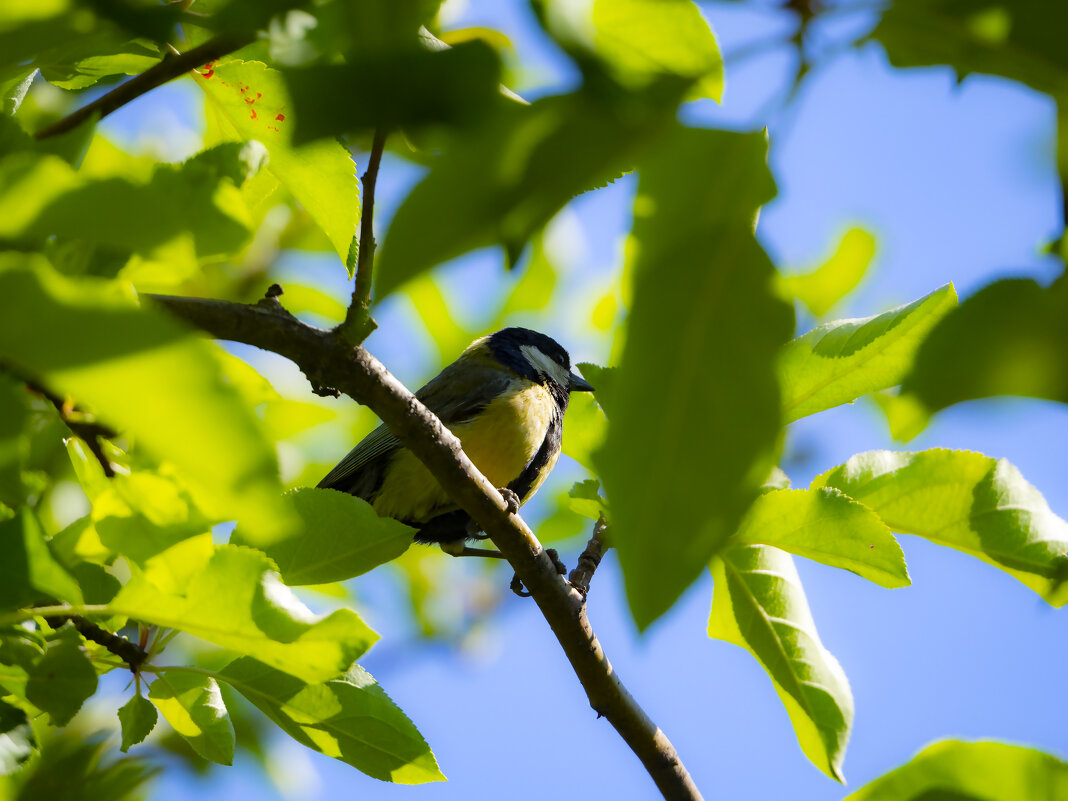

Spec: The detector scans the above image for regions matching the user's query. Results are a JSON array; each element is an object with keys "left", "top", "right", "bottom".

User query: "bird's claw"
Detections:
[
  {"left": 498, "top": 487, "right": 521, "bottom": 515},
  {"left": 509, "top": 548, "right": 567, "bottom": 598}
]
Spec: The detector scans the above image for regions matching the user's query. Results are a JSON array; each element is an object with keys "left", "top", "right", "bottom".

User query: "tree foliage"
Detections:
[{"left": 0, "top": 0, "right": 1065, "bottom": 798}]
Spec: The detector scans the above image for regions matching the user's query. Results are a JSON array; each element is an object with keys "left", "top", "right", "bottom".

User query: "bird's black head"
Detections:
[{"left": 486, "top": 328, "right": 594, "bottom": 394}]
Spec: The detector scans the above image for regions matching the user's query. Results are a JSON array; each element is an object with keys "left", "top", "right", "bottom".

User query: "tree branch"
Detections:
[
  {"left": 569, "top": 516, "right": 608, "bottom": 598},
  {"left": 34, "top": 33, "right": 253, "bottom": 141},
  {"left": 47, "top": 615, "right": 147, "bottom": 673},
  {"left": 148, "top": 291, "right": 704, "bottom": 801},
  {"left": 24, "top": 378, "right": 117, "bottom": 477},
  {"left": 341, "top": 129, "right": 387, "bottom": 343}
]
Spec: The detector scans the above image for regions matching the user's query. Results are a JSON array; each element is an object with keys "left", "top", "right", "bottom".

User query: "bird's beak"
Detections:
[{"left": 569, "top": 372, "right": 594, "bottom": 392}]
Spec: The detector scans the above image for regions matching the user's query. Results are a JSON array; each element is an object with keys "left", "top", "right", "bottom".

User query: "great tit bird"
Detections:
[{"left": 318, "top": 327, "right": 594, "bottom": 552}]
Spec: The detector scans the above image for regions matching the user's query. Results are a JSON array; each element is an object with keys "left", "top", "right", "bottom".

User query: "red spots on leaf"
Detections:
[
  {"left": 275, "top": 113, "right": 285, "bottom": 122},
  {"left": 200, "top": 61, "right": 215, "bottom": 79},
  {"left": 267, "top": 126, "right": 279, "bottom": 132},
  {"left": 250, "top": 108, "right": 258, "bottom": 120}
]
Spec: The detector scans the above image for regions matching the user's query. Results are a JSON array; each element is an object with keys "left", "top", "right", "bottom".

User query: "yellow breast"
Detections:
[{"left": 372, "top": 380, "right": 555, "bottom": 523}]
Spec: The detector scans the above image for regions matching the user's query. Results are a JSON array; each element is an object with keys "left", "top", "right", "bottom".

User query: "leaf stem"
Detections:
[
  {"left": 341, "top": 129, "right": 387, "bottom": 344},
  {"left": 34, "top": 33, "right": 253, "bottom": 141},
  {"left": 0, "top": 604, "right": 113, "bottom": 627}
]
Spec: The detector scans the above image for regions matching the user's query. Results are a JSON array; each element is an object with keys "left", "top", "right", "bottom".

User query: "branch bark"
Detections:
[
  {"left": 341, "top": 129, "right": 387, "bottom": 343},
  {"left": 35, "top": 33, "right": 253, "bottom": 141},
  {"left": 148, "top": 291, "right": 704, "bottom": 801},
  {"left": 569, "top": 516, "right": 608, "bottom": 598}
]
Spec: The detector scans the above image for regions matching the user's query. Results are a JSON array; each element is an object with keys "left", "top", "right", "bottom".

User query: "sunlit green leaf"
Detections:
[
  {"left": 218, "top": 657, "right": 445, "bottom": 784},
  {"left": 780, "top": 284, "right": 957, "bottom": 423},
  {"left": 901, "top": 275, "right": 1068, "bottom": 410},
  {"left": 596, "top": 127, "right": 792, "bottom": 628},
  {"left": 846, "top": 739, "right": 1068, "bottom": 801},
  {"left": 118, "top": 693, "right": 157, "bottom": 753},
  {"left": 814, "top": 449, "right": 1068, "bottom": 606},
  {"left": 734, "top": 488, "right": 909, "bottom": 588},
  {"left": 0, "top": 255, "right": 295, "bottom": 542},
  {"left": 575, "top": 362, "right": 617, "bottom": 418},
  {"left": 778, "top": 229, "right": 876, "bottom": 318},
  {"left": 0, "top": 508, "right": 84, "bottom": 610},
  {"left": 148, "top": 672, "right": 233, "bottom": 766},
  {"left": 195, "top": 59, "right": 360, "bottom": 273},
  {"left": 108, "top": 544, "right": 378, "bottom": 682},
  {"left": 709, "top": 544, "right": 853, "bottom": 781},
  {"left": 561, "top": 391, "right": 606, "bottom": 472},
  {"left": 25, "top": 624, "right": 98, "bottom": 727},
  {"left": 243, "top": 488, "right": 413, "bottom": 586},
  {"left": 567, "top": 479, "right": 608, "bottom": 521}
]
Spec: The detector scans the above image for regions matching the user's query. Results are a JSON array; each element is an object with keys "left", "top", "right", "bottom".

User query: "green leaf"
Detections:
[
  {"left": 560, "top": 391, "right": 607, "bottom": 472},
  {"left": 779, "top": 283, "right": 958, "bottom": 423},
  {"left": 540, "top": 0, "right": 723, "bottom": 100},
  {"left": 148, "top": 672, "right": 233, "bottom": 766},
  {"left": 734, "top": 488, "right": 909, "bottom": 588},
  {"left": 118, "top": 694, "right": 157, "bottom": 753},
  {"left": 778, "top": 228, "right": 876, "bottom": 318},
  {"left": 872, "top": 0, "right": 1068, "bottom": 100},
  {"left": 218, "top": 657, "right": 445, "bottom": 784},
  {"left": 195, "top": 59, "right": 360, "bottom": 272},
  {"left": 567, "top": 479, "right": 608, "bottom": 521},
  {"left": 0, "top": 374, "right": 30, "bottom": 508},
  {"left": 901, "top": 275, "right": 1068, "bottom": 410},
  {"left": 846, "top": 739, "right": 1068, "bottom": 801},
  {"left": 595, "top": 127, "right": 793, "bottom": 628},
  {"left": 108, "top": 544, "right": 378, "bottom": 683},
  {"left": 25, "top": 625, "right": 98, "bottom": 727},
  {"left": 11, "top": 733, "right": 159, "bottom": 801},
  {"left": 376, "top": 79, "right": 687, "bottom": 296},
  {"left": 709, "top": 544, "right": 853, "bottom": 781},
  {"left": 574, "top": 362, "right": 617, "bottom": 418},
  {"left": 285, "top": 40, "right": 502, "bottom": 143},
  {"left": 0, "top": 255, "right": 295, "bottom": 543},
  {"left": 243, "top": 488, "right": 413, "bottom": 586},
  {"left": 0, "top": 508, "right": 84, "bottom": 610},
  {"left": 0, "top": 697, "right": 36, "bottom": 775},
  {"left": 814, "top": 449, "right": 1068, "bottom": 606}
]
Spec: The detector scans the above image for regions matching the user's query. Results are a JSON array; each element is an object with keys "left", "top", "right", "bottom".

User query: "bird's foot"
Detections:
[
  {"left": 498, "top": 487, "right": 521, "bottom": 515},
  {"left": 508, "top": 548, "right": 567, "bottom": 598}
]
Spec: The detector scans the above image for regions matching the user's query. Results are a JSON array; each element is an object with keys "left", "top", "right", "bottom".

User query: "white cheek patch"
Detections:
[{"left": 520, "top": 344, "right": 571, "bottom": 387}]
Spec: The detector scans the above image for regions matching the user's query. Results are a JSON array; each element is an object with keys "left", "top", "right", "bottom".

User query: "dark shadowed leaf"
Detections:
[
  {"left": 596, "top": 127, "right": 792, "bottom": 628},
  {"left": 0, "top": 508, "right": 83, "bottom": 610},
  {"left": 25, "top": 625, "right": 98, "bottom": 727},
  {"left": 219, "top": 657, "right": 444, "bottom": 783},
  {"left": 118, "top": 694, "right": 157, "bottom": 753},
  {"left": 709, "top": 544, "right": 853, "bottom": 781},
  {"left": 0, "top": 698, "right": 35, "bottom": 774},
  {"left": 814, "top": 449, "right": 1068, "bottom": 606}
]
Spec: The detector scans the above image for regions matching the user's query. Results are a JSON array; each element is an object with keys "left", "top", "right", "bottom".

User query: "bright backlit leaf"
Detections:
[
  {"left": 846, "top": 739, "right": 1068, "bottom": 801},
  {"left": 709, "top": 544, "right": 853, "bottom": 781},
  {"left": 108, "top": 544, "right": 378, "bottom": 682},
  {"left": 195, "top": 59, "right": 360, "bottom": 273},
  {"left": 814, "top": 449, "right": 1068, "bottom": 606},
  {"left": 596, "top": 127, "right": 792, "bottom": 628},
  {"left": 148, "top": 672, "right": 233, "bottom": 766},
  {"left": 561, "top": 392, "right": 607, "bottom": 472},
  {"left": 218, "top": 657, "right": 445, "bottom": 784},
  {"left": 780, "top": 284, "right": 957, "bottom": 423},
  {"left": 245, "top": 488, "right": 413, "bottom": 586},
  {"left": 778, "top": 228, "right": 876, "bottom": 318},
  {"left": 734, "top": 488, "right": 909, "bottom": 589}
]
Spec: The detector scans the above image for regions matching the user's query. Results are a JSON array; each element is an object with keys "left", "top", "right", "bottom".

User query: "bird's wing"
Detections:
[{"left": 317, "top": 358, "right": 517, "bottom": 493}]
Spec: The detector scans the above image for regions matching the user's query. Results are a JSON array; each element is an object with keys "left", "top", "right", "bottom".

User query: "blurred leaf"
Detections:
[
  {"left": 25, "top": 624, "right": 98, "bottom": 727},
  {"left": 261, "top": 399, "right": 335, "bottom": 441},
  {"left": 285, "top": 40, "right": 502, "bottom": 143},
  {"left": 0, "top": 508, "right": 84, "bottom": 610},
  {"left": 117, "top": 693, "right": 157, "bottom": 753},
  {"left": 595, "top": 127, "right": 792, "bottom": 629},
  {"left": 575, "top": 362, "right": 616, "bottom": 417},
  {"left": 243, "top": 488, "right": 413, "bottom": 586},
  {"left": 846, "top": 739, "right": 1068, "bottom": 801},
  {"left": 495, "top": 230, "right": 557, "bottom": 321},
  {"left": 195, "top": 58, "right": 360, "bottom": 273},
  {"left": 561, "top": 391, "right": 606, "bottom": 472},
  {"left": 780, "top": 284, "right": 958, "bottom": 423},
  {"left": 404, "top": 275, "right": 472, "bottom": 364},
  {"left": 901, "top": 275, "right": 1068, "bottom": 410},
  {"left": 778, "top": 229, "right": 876, "bottom": 318},
  {"left": 869, "top": 389, "right": 931, "bottom": 443},
  {"left": 149, "top": 672, "right": 234, "bottom": 766},
  {"left": 38, "top": 37, "right": 160, "bottom": 91},
  {"left": 0, "top": 66, "right": 36, "bottom": 116},
  {"left": 709, "top": 544, "right": 853, "bottom": 781},
  {"left": 814, "top": 449, "right": 1068, "bottom": 606},
  {"left": 219, "top": 656, "right": 445, "bottom": 783},
  {"left": 0, "top": 374, "right": 30, "bottom": 508},
  {"left": 0, "top": 698, "right": 35, "bottom": 775},
  {"left": 376, "top": 79, "right": 687, "bottom": 296},
  {"left": 539, "top": 0, "right": 723, "bottom": 100},
  {"left": 872, "top": 0, "right": 1068, "bottom": 100},
  {"left": 733, "top": 488, "right": 909, "bottom": 588},
  {"left": 270, "top": 282, "right": 345, "bottom": 322},
  {"left": 0, "top": 256, "right": 295, "bottom": 542},
  {"left": 8, "top": 733, "right": 158, "bottom": 801},
  {"left": 108, "top": 544, "right": 378, "bottom": 682}
]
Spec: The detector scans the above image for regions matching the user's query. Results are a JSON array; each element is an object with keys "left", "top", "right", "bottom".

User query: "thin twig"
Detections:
[
  {"left": 35, "top": 33, "right": 253, "bottom": 140},
  {"left": 569, "top": 516, "right": 608, "bottom": 599},
  {"left": 148, "top": 292, "right": 703, "bottom": 801},
  {"left": 21, "top": 378, "right": 117, "bottom": 477},
  {"left": 341, "top": 129, "right": 387, "bottom": 344}
]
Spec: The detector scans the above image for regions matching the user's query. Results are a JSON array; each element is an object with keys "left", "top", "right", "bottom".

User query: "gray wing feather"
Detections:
[{"left": 318, "top": 359, "right": 517, "bottom": 494}]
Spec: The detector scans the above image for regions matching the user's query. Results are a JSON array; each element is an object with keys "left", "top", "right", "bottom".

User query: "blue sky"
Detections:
[{"left": 97, "top": 1, "right": 1067, "bottom": 799}]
